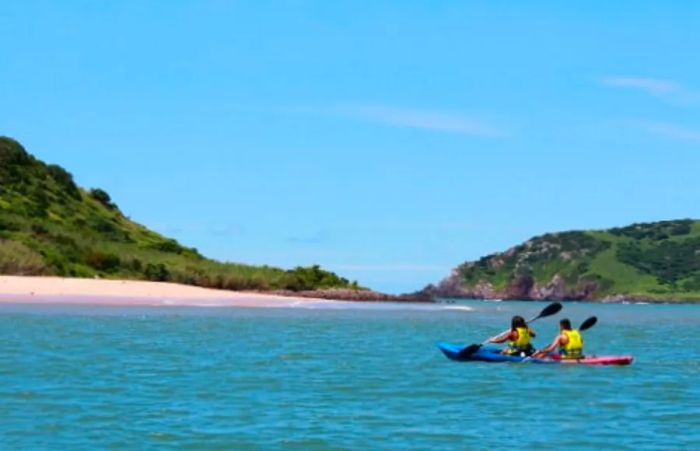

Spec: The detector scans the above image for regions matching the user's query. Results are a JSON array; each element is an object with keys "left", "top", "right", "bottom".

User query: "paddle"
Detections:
[
  {"left": 458, "top": 302, "right": 562, "bottom": 357},
  {"left": 579, "top": 316, "right": 597, "bottom": 331}
]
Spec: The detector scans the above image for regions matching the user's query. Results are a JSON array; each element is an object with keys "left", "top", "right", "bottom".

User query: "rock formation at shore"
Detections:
[
  {"left": 418, "top": 270, "right": 600, "bottom": 301},
  {"left": 415, "top": 220, "right": 700, "bottom": 302}
]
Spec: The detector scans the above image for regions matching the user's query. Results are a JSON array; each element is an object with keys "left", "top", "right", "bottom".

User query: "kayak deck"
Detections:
[{"left": 438, "top": 342, "right": 633, "bottom": 365}]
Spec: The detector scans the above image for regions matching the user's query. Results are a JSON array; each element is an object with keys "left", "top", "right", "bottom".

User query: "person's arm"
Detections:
[
  {"left": 535, "top": 334, "right": 562, "bottom": 356},
  {"left": 489, "top": 330, "right": 514, "bottom": 344},
  {"left": 529, "top": 327, "right": 537, "bottom": 338}
]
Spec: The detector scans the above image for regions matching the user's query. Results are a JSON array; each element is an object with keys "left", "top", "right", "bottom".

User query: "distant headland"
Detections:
[{"left": 417, "top": 219, "right": 700, "bottom": 303}]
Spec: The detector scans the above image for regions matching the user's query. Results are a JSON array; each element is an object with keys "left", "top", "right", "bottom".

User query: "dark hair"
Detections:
[
  {"left": 511, "top": 315, "right": 527, "bottom": 330},
  {"left": 560, "top": 318, "right": 572, "bottom": 330}
]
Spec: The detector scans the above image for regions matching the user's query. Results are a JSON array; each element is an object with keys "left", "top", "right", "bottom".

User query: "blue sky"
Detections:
[{"left": 2, "top": 2, "right": 699, "bottom": 293}]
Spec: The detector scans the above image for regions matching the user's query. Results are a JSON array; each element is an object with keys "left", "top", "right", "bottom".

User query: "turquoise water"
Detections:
[{"left": 1, "top": 300, "right": 699, "bottom": 449}]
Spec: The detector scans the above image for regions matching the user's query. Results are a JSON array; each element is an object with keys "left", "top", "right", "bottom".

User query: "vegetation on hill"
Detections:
[
  {"left": 432, "top": 219, "right": 700, "bottom": 301},
  {"left": 0, "top": 137, "right": 361, "bottom": 292}
]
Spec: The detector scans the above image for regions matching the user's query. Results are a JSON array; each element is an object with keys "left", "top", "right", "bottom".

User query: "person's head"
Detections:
[
  {"left": 511, "top": 315, "right": 527, "bottom": 330},
  {"left": 560, "top": 318, "right": 572, "bottom": 330}
]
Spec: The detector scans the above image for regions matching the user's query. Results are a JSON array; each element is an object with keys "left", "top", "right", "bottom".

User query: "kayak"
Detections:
[
  {"left": 437, "top": 342, "right": 633, "bottom": 365},
  {"left": 438, "top": 343, "right": 633, "bottom": 365}
]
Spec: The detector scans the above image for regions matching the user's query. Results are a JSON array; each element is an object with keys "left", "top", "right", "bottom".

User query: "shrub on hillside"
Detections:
[
  {"left": 144, "top": 263, "right": 170, "bottom": 281},
  {"left": 617, "top": 238, "right": 700, "bottom": 285},
  {"left": 0, "top": 138, "right": 33, "bottom": 185},
  {"left": 89, "top": 188, "right": 116, "bottom": 209},
  {"left": 0, "top": 240, "right": 48, "bottom": 275},
  {"left": 610, "top": 220, "right": 693, "bottom": 241},
  {"left": 0, "top": 216, "right": 23, "bottom": 232},
  {"left": 47, "top": 164, "right": 81, "bottom": 199},
  {"left": 147, "top": 239, "right": 187, "bottom": 254},
  {"left": 84, "top": 250, "right": 121, "bottom": 273},
  {"left": 285, "top": 265, "right": 351, "bottom": 291}
]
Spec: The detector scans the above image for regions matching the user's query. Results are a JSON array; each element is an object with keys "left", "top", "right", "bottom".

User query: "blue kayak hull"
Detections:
[{"left": 438, "top": 342, "right": 555, "bottom": 363}]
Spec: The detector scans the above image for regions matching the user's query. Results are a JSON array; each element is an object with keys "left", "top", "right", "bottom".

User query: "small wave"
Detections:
[
  {"left": 157, "top": 298, "right": 248, "bottom": 307},
  {"left": 442, "top": 305, "right": 474, "bottom": 311}
]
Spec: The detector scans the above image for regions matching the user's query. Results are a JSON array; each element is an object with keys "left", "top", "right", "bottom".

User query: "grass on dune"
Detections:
[{"left": 0, "top": 136, "right": 362, "bottom": 292}]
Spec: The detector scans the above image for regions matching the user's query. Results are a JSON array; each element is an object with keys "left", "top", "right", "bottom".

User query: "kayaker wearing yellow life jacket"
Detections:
[
  {"left": 533, "top": 318, "right": 583, "bottom": 359},
  {"left": 489, "top": 315, "right": 537, "bottom": 356}
]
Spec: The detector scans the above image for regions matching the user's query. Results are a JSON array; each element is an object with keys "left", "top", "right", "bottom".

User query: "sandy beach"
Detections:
[{"left": 0, "top": 275, "right": 325, "bottom": 308}]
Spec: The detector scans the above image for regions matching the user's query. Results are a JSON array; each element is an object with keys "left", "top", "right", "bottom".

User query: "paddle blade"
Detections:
[
  {"left": 579, "top": 316, "right": 598, "bottom": 331},
  {"left": 458, "top": 344, "right": 481, "bottom": 357},
  {"left": 537, "top": 302, "right": 563, "bottom": 319}
]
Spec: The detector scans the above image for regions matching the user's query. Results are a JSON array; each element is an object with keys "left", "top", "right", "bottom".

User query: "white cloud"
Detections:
[
  {"left": 331, "top": 105, "right": 503, "bottom": 137},
  {"left": 601, "top": 76, "right": 678, "bottom": 95},
  {"left": 259, "top": 104, "right": 504, "bottom": 137},
  {"left": 601, "top": 76, "right": 699, "bottom": 104},
  {"left": 637, "top": 121, "right": 700, "bottom": 144},
  {"left": 286, "top": 230, "right": 329, "bottom": 245}
]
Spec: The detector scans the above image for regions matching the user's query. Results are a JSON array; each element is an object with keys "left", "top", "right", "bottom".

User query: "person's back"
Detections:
[
  {"left": 490, "top": 315, "right": 536, "bottom": 356},
  {"left": 509, "top": 324, "right": 532, "bottom": 354},
  {"left": 534, "top": 318, "right": 583, "bottom": 359},
  {"left": 559, "top": 324, "right": 583, "bottom": 359}
]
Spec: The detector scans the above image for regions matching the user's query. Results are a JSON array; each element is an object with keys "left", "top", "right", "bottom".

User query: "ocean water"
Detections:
[{"left": 0, "top": 300, "right": 698, "bottom": 449}]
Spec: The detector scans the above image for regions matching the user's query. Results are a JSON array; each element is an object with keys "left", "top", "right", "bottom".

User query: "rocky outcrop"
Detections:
[{"left": 417, "top": 272, "right": 602, "bottom": 301}]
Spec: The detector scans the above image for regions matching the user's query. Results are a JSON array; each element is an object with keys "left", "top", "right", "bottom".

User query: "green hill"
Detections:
[
  {"left": 423, "top": 220, "right": 700, "bottom": 302},
  {"left": 0, "top": 137, "right": 360, "bottom": 292}
]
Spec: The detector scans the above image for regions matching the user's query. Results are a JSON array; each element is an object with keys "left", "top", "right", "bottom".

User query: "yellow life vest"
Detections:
[
  {"left": 509, "top": 327, "right": 531, "bottom": 350},
  {"left": 559, "top": 329, "right": 583, "bottom": 359}
]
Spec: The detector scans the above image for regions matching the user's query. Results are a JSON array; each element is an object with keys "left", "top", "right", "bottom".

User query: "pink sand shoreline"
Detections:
[{"left": 0, "top": 276, "right": 328, "bottom": 308}]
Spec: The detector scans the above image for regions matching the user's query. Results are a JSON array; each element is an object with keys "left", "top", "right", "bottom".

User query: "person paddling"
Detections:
[
  {"left": 533, "top": 318, "right": 583, "bottom": 359},
  {"left": 489, "top": 315, "right": 537, "bottom": 356}
]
